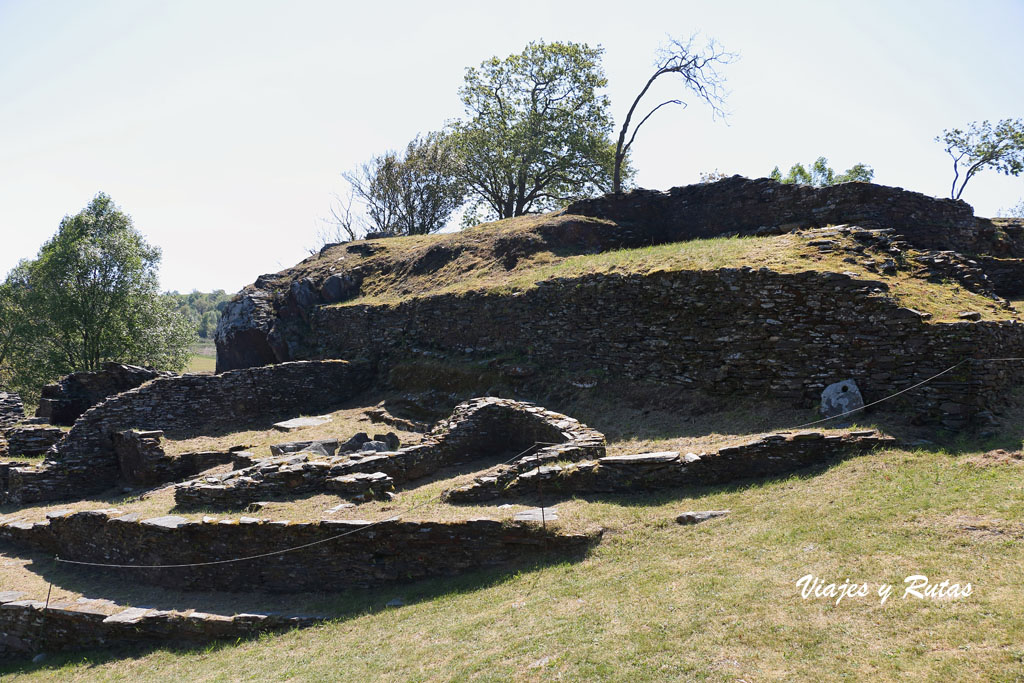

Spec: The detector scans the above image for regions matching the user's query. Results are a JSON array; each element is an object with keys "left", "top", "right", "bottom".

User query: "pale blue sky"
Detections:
[{"left": 1, "top": 0, "right": 1022, "bottom": 293}]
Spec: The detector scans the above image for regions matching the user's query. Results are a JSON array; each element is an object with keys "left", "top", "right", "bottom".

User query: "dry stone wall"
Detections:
[
  {"left": 0, "top": 510, "right": 599, "bottom": 593},
  {"left": 2, "top": 360, "right": 372, "bottom": 504},
  {"left": 0, "top": 393, "right": 24, "bottom": 430},
  {"left": 315, "top": 269, "right": 1024, "bottom": 427},
  {"left": 175, "top": 397, "right": 605, "bottom": 509},
  {"left": 0, "top": 591, "right": 320, "bottom": 661},
  {"left": 566, "top": 177, "right": 980, "bottom": 253},
  {"left": 218, "top": 178, "right": 1018, "bottom": 374},
  {"left": 446, "top": 430, "right": 895, "bottom": 502},
  {"left": 36, "top": 363, "right": 174, "bottom": 426}
]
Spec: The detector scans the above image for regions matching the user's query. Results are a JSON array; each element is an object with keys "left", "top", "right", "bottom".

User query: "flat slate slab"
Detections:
[
  {"left": 599, "top": 452, "right": 680, "bottom": 466},
  {"left": 140, "top": 515, "right": 188, "bottom": 529},
  {"left": 514, "top": 507, "right": 559, "bottom": 523},
  {"left": 273, "top": 416, "right": 332, "bottom": 432}
]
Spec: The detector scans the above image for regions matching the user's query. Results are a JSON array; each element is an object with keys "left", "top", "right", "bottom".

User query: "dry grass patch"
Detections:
[{"left": 162, "top": 399, "right": 425, "bottom": 457}]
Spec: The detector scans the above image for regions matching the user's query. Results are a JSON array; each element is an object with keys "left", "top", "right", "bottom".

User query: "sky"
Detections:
[{"left": 1, "top": 0, "right": 1022, "bottom": 294}]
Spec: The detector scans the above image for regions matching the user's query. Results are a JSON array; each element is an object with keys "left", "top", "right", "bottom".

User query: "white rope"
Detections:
[
  {"left": 51, "top": 356, "right": 1024, "bottom": 569},
  {"left": 54, "top": 440, "right": 559, "bottom": 569}
]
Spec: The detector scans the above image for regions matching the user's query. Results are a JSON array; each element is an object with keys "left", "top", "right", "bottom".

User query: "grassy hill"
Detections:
[{"left": 3, "top": 389, "right": 1024, "bottom": 680}]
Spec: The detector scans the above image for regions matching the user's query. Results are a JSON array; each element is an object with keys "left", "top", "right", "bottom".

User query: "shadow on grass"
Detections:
[{"left": 0, "top": 542, "right": 593, "bottom": 673}]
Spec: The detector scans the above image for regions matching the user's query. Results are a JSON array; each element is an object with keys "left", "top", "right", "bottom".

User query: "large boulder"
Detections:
[{"left": 215, "top": 288, "right": 280, "bottom": 373}]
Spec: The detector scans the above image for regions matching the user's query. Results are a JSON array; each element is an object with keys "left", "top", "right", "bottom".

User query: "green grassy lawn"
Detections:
[
  {"left": 3, "top": 439, "right": 1023, "bottom": 679},
  {"left": 184, "top": 342, "right": 217, "bottom": 374}
]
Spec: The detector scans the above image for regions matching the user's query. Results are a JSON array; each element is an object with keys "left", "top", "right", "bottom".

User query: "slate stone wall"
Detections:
[
  {"left": 0, "top": 392, "right": 24, "bottom": 430},
  {"left": 315, "top": 269, "right": 1024, "bottom": 426},
  {"left": 2, "top": 360, "right": 372, "bottom": 503},
  {"left": 174, "top": 397, "right": 605, "bottom": 509},
  {"left": 36, "top": 363, "right": 173, "bottom": 426},
  {"left": 0, "top": 591, "right": 319, "bottom": 660},
  {"left": 446, "top": 430, "right": 895, "bottom": 502},
  {"left": 0, "top": 511, "right": 598, "bottom": 593},
  {"left": 974, "top": 256, "right": 1024, "bottom": 298},
  {"left": 567, "top": 177, "right": 979, "bottom": 252}
]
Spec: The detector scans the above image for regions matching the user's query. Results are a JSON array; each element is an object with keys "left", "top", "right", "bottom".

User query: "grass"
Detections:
[
  {"left": 185, "top": 342, "right": 217, "bottom": 374},
  {"left": 330, "top": 230, "right": 1017, "bottom": 323},
  {"left": 3, "top": 446, "right": 1023, "bottom": 680},
  {"left": 160, "top": 396, "right": 425, "bottom": 457},
  {"left": 4, "top": 392, "right": 1024, "bottom": 679}
]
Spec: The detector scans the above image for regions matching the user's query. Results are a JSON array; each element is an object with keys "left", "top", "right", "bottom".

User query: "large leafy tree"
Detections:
[
  {"left": 0, "top": 193, "right": 193, "bottom": 400},
  {"left": 937, "top": 118, "right": 1024, "bottom": 200},
  {"left": 449, "top": 40, "right": 620, "bottom": 221},
  {"left": 769, "top": 157, "right": 874, "bottom": 187}
]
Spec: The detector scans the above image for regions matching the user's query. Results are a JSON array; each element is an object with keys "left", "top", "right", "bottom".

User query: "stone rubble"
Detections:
[{"left": 175, "top": 397, "right": 605, "bottom": 509}]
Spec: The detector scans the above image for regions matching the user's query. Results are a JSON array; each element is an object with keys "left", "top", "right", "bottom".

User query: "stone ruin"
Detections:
[
  {"left": 35, "top": 362, "right": 174, "bottom": 426},
  {"left": 0, "top": 361, "right": 901, "bottom": 660},
  {"left": 0, "top": 392, "right": 24, "bottom": 430},
  {"left": 3, "top": 178, "right": 991, "bottom": 660},
  {"left": 174, "top": 396, "right": 606, "bottom": 509},
  {"left": 445, "top": 429, "right": 896, "bottom": 502}
]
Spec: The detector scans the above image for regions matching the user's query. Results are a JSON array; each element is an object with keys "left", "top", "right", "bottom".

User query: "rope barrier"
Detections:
[
  {"left": 49, "top": 355, "right": 1024, "bottom": 571},
  {"left": 53, "top": 440, "right": 559, "bottom": 570},
  {"left": 792, "top": 356, "right": 1024, "bottom": 429}
]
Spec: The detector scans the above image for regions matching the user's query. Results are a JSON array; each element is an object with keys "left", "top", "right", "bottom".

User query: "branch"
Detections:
[{"left": 623, "top": 99, "right": 685, "bottom": 155}]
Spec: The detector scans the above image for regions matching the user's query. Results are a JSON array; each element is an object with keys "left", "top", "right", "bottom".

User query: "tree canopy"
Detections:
[
  {"left": 0, "top": 193, "right": 193, "bottom": 400},
  {"left": 937, "top": 118, "right": 1024, "bottom": 200},
  {"left": 164, "top": 289, "right": 231, "bottom": 339},
  {"left": 769, "top": 157, "right": 874, "bottom": 187},
  {"left": 448, "top": 40, "right": 620, "bottom": 220},
  {"left": 345, "top": 132, "right": 464, "bottom": 236}
]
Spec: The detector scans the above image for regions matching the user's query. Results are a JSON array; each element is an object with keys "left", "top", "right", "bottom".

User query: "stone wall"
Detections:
[
  {"left": 314, "top": 269, "right": 1024, "bottom": 427},
  {"left": 974, "top": 256, "right": 1024, "bottom": 298},
  {"left": 0, "top": 590, "right": 320, "bottom": 661},
  {"left": 0, "top": 510, "right": 599, "bottom": 593},
  {"left": 218, "top": 178, "right": 1020, "bottom": 374},
  {"left": 566, "top": 177, "right": 980, "bottom": 253},
  {"left": 113, "top": 430, "right": 233, "bottom": 486},
  {"left": 36, "top": 363, "right": 174, "bottom": 426},
  {"left": 0, "top": 392, "right": 24, "bottom": 430},
  {"left": 2, "top": 360, "right": 372, "bottom": 504},
  {"left": 175, "top": 397, "right": 605, "bottom": 509},
  {"left": 446, "top": 430, "right": 895, "bottom": 502},
  {"left": 4, "top": 426, "right": 64, "bottom": 457}
]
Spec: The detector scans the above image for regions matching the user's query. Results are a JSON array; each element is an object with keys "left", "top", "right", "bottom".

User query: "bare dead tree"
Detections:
[
  {"left": 310, "top": 186, "right": 364, "bottom": 254},
  {"left": 613, "top": 35, "right": 736, "bottom": 193}
]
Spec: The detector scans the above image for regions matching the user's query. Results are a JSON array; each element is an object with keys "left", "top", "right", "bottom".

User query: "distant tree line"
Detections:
[
  {"left": 769, "top": 157, "right": 875, "bottom": 187},
  {"left": 163, "top": 290, "right": 231, "bottom": 340}
]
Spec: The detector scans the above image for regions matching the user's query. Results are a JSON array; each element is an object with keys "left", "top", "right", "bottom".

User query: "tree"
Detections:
[
  {"left": 449, "top": 40, "right": 619, "bottom": 220},
  {"left": 998, "top": 199, "right": 1024, "bottom": 218},
  {"left": 314, "top": 186, "right": 363, "bottom": 252},
  {"left": 937, "top": 118, "right": 1024, "bottom": 200},
  {"left": 613, "top": 35, "right": 735, "bottom": 194},
  {"left": 341, "top": 132, "right": 464, "bottom": 236},
  {"left": 0, "top": 193, "right": 193, "bottom": 401},
  {"left": 164, "top": 289, "right": 231, "bottom": 338},
  {"left": 769, "top": 157, "right": 874, "bottom": 187}
]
